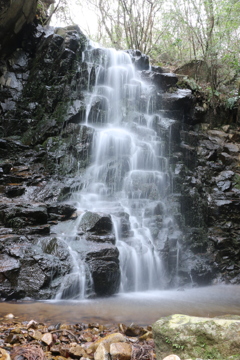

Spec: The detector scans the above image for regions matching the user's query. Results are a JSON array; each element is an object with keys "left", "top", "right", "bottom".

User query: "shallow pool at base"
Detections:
[{"left": 1, "top": 285, "right": 240, "bottom": 325}]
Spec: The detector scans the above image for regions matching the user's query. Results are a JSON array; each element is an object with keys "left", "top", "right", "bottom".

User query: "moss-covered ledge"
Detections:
[{"left": 152, "top": 314, "right": 240, "bottom": 360}]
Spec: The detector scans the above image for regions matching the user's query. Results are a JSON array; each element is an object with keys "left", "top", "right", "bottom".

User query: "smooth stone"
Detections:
[
  {"left": 224, "top": 143, "right": 239, "bottom": 153},
  {"left": 27, "top": 319, "right": 38, "bottom": 329},
  {"left": 110, "top": 342, "right": 132, "bottom": 360},
  {"left": 163, "top": 356, "right": 181, "bottom": 360},
  {"left": 0, "top": 348, "right": 11, "bottom": 360},
  {"left": 29, "top": 329, "right": 42, "bottom": 341},
  {"left": 79, "top": 211, "right": 112, "bottom": 234},
  {"left": 41, "top": 332, "right": 53, "bottom": 345},
  {"left": 69, "top": 345, "right": 88, "bottom": 358},
  {"left": 124, "top": 325, "right": 145, "bottom": 337},
  {"left": 94, "top": 343, "right": 110, "bottom": 360},
  {"left": 4, "top": 313, "right": 15, "bottom": 319},
  {"left": 90, "top": 333, "right": 126, "bottom": 352}
]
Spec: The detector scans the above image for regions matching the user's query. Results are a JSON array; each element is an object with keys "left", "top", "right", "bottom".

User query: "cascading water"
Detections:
[{"left": 53, "top": 44, "right": 182, "bottom": 299}]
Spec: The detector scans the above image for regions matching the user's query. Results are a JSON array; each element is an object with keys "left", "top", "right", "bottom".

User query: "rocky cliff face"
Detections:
[
  {"left": 0, "top": 18, "right": 239, "bottom": 300},
  {"left": 178, "top": 125, "right": 240, "bottom": 285}
]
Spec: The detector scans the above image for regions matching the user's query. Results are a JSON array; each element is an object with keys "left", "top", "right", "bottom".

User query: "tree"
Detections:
[
  {"left": 77, "top": 0, "right": 164, "bottom": 54},
  {"left": 39, "top": 0, "right": 73, "bottom": 26},
  {"left": 50, "top": 0, "right": 240, "bottom": 93},
  {"left": 156, "top": 0, "right": 240, "bottom": 90}
]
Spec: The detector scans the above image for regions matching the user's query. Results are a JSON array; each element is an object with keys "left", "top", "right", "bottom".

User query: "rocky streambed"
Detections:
[
  {"left": 0, "top": 314, "right": 156, "bottom": 360},
  {"left": 0, "top": 312, "right": 240, "bottom": 360}
]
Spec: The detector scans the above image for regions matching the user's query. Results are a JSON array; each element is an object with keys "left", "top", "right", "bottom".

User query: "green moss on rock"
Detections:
[{"left": 153, "top": 314, "right": 240, "bottom": 360}]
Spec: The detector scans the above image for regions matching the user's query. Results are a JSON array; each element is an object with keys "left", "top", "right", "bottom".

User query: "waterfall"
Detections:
[{"left": 54, "top": 45, "right": 181, "bottom": 299}]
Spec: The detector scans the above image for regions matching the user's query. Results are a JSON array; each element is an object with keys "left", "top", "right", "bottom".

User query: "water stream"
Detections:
[{"left": 52, "top": 45, "right": 181, "bottom": 299}]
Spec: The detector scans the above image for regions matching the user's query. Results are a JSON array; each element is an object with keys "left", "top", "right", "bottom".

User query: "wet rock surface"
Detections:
[
  {"left": 86, "top": 244, "right": 120, "bottom": 296},
  {"left": 175, "top": 126, "right": 240, "bottom": 285}
]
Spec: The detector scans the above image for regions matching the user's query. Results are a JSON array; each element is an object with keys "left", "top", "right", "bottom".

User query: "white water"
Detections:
[{"left": 53, "top": 46, "right": 181, "bottom": 298}]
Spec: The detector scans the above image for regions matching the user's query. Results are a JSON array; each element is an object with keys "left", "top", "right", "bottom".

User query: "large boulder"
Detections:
[
  {"left": 153, "top": 314, "right": 240, "bottom": 360},
  {"left": 0, "top": 234, "right": 70, "bottom": 300},
  {"left": 79, "top": 211, "right": 113, "bottom": 234},
  {"left": 161, "top": 90, "right": 195, "bottom": 118},
  {"left": 85, "top": 243, "right": 120, "bottom": 296},
  {"left": 141, "top": 70, "right": 178, "bottom": 92},
  {"left": 176, "top": 60, "right": 209, "bottom": 82},
  {"left": 126, "top": 49, "right": 149, "bottom": 70}
]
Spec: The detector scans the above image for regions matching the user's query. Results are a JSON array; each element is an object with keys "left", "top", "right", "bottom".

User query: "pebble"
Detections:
[
  {"left": 163, "top": 355, "right": 181, "bottom": 360},
  {"left": 41, "top": 332, "right": 53, "bottom": 345},
  {"left": 4, "top": 313, "right": 14, "bottom": 319},
  {"left": 0, "top": 348, "right": 11, "bottom": 360},
  {"left": 89, "top": 332, "right": 126, "bottom": 352},
  {"left": 110, "top": 342, "right": 132, "bottom": 360},
  {"left": 94, "top": 343, "right": 109, "bottom": 360}
]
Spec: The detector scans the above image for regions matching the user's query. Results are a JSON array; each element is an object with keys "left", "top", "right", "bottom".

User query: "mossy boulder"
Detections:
[{"left": 152, "top": 314, "right": 240, "bottom": 360}]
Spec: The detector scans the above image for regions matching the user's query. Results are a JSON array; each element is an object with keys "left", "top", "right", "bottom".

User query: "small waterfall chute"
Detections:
[{"left": 53, "top": 46, "right": 181, "bottom": 298}]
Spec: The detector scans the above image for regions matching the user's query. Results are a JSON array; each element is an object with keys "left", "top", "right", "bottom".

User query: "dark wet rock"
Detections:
[
  {"left": 0, "top": 253, "right": 20, "bottom": 272},
  {"left": 86, "top": 243, "right": 120, "bottom": 296},
  {"left": 5, "top": 185, "right": 25, "bottom": 198},
  {"left": 190, "top": 261, "right": 213, "bottom": 285},
  {"left": 0, "top": 233, "right": 71, "bottom": 300},
  {"left": 141, "top": 70, "right": 178, "bottom": 91},
  {"left": 0, "top": 71, "right": 23, "bottom": 92},
  {"left": 180, "top": 143, "right": 197, "bottom": 169},
  {"left": 66, "top": 100, "right": 86, "bottom": 124},
  {"left": 126, "top": 49, "right": 149, "bottom": 70},
  {"left": 223, "top": 142, "right": 239, "bottom": 153},
  {"left": 219, "top": 152, "right": 235, "bottom": 165},
  {"left": 144, "top": 202, "right": 164, "bottom": 217},
  {"left": 215, "top": 170, "right": 234, "bottom": 191},
  {"left": 117, "top": 212, "right": 131, "bottom": 238},
  {"left": 217, "top": 180, "right": 232, "bottom": 191},
  {"left": 87, "top": 96, "right": 109, "bottom": 125},
  {"left": 47, "top": 203, "right": 77, "bottom": 220},
  {"left": 161, "top": 89, "right": 194, "bottom": 116},
  {"left": 0, "top": 139, "right": 29, "bottom": 158},
  {"left": 79, "top": 211, "right": 113, "bottom": 234},
  {"left": 0, "top": 204, "right": 48, "bottom": 228},
  {"left": 1, "top": 163, "right": 12, "bottom": 174},
  {"left": 58, "top": 48, "right": 76, "bottom": 75},
  {"left": 86, "top": 234, "right": 116, "bottom": 244},
  {"left": 124, "top": 325, "right": 146, "bottom": 337},
  {"left": 65, "top": 33, "right": 80, "bottom": 52},
  {"left": 0, "top": 0, "right": 37, "bottom": 55},
  {"left": 41, "top": 236, "right": 69, "bottom": 261},
  {"left": 151, "top": 65, "right": 171, "bottom": 74},
  {"left": 17, "top": 224, "right": 51, "bottom": 235}
]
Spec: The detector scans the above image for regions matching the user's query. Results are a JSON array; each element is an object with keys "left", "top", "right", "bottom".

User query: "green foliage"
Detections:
[
  {"left": 172, "top": 343, "right": 185, "bottom": 350},
  {"left": 233, "top": 174, "right": 240, "bottom": 190},
  {"left": 51, "top": 0, "right": 240, "bottom": 97},
  {"left": 225, "top": 96, "right": 239, "bottom": 110},
  {"left": 164, "top": 334, "right": 185, "bottom": 351},
  {"left": 165, "top": 337, "right": 171, "bottom": 344}
]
